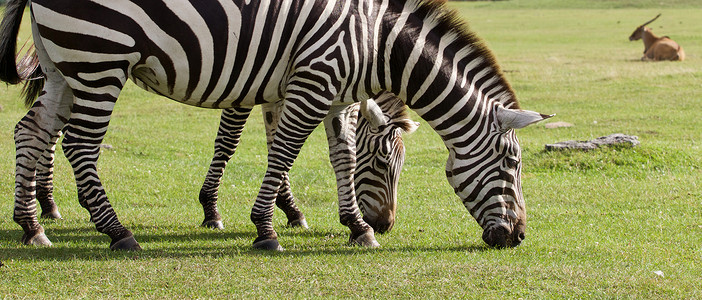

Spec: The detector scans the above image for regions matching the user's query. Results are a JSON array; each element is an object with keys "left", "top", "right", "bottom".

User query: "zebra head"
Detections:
[
  {"left": 445, "top": 105, "right": 551, "bottom": 248},
  {"left": 356, "top": 93, "right": 418, "bottom": 234}
]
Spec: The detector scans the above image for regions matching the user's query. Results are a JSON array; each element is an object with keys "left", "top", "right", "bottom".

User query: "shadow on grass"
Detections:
[{"left": 0, "top": 225, "right": 494, "bottom": 261}]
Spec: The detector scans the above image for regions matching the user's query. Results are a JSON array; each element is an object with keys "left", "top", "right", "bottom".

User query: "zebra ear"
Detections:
[
  {"left": 402, "top": 120, "right": 420, "bottom": 134},
  {"left": 360, "top": 99, "right": 388, "bottom": 129},
  {"left": 496, "top": 106, "right": 554, "bottom": 130}
]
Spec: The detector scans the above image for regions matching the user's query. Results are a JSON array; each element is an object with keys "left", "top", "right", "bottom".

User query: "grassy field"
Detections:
[{"left": 1, "top": 1, "right": 701, "bottom": 298}]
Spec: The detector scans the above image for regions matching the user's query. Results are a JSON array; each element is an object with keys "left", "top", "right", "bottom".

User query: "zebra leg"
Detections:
[
  {"left": 63, "top": 109, "right": 139, "bottom": 250},
  {"left": 250, "top": 93, "right": 332, "bottom": 251},
  {"left": 36, "top": 131, "right": 63, "bottom": 220},
  {"left": 324, "top": 105, "right": 379, "bottom": 248},
  {"left": 276, "top": 173, "right": 307, "bottom": 228},
  {"left": 261, "top": 102, "right": 307, "bottom": 228},
  {"left": 60, "top": 72, "right": 139, "bottom": 251},
  {"left": 14, "top": 71, "right": 72, "bottom": 247},
  {"left": 199, "top": 107, "right": 252, "bottom": 229}
]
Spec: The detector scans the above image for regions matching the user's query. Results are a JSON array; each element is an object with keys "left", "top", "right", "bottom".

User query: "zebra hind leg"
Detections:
[
  {"left": 200, "top": 105, "right": 308, "bottom": 231},
  {"left": 63, "top": 108, "right": 140, "bottom": 250},
  {"left": 199, "top": 107, "right": 252, "bottom": 229},
  {"left": 14, "top": 73, "right": 72, "bottom": 247},
  {"left": 60, "top": 69, "right": 140, "bottom": 251},
  {"left": 275, "top": 173, "right": 307, "bottom": 228},
  {"left": 37, "top": 131, "right": 63, "bottom": 220}
]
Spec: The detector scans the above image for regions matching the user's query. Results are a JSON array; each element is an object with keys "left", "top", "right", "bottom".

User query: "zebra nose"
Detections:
[
  {"left": 482, "top": 225, "right": 523, "bottom": 248},
  {"left": 363, "top": 215, "right": 395, "bottom": 234},
  {"left": 512, "top": 230, "right": 525, "bottom": 247},
  {"left": 482, "top": 226, "right": 508, "bottom": 248}
]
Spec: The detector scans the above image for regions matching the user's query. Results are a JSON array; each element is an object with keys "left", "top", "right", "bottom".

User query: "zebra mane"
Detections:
[{"left": 396, "top": 0, "right": 520, "bottom": 109}]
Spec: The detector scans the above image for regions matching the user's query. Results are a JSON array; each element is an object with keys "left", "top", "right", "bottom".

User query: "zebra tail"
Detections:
[
  {"left": 0, "top": 0, "right": 46, "bottom": 107},
  {"left": 0, "top": 0, "right": 30, "bottom": 84},
  {"left": 17, "top": 44, "right": 44, "bottom": 107}
]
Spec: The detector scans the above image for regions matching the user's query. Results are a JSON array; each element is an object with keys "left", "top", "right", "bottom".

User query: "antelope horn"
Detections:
[{"left": 642, "top": 13, "right": 661, "bottom": 27}]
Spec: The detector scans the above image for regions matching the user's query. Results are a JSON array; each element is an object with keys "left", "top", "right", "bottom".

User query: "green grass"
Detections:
[
  {"left": 1, "top": 1, "right": 702, "bottom": 298},
  {"left": 461, "top": 0, "right": 702, "bottom": 9}
]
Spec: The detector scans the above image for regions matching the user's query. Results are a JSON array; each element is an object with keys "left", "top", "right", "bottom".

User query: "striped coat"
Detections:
[{"left": 2, "top": 0, "right": 549, "bottom": 250}]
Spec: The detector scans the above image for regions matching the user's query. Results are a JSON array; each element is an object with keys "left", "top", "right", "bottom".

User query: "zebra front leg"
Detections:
[
  {"left": 14, "top": 74, "right": 72, "bottom": 246},
  {"left": 250, "top": 90, "right": 333, "bottom": 251},
  {"left": 324, "top": 105, "right": 379, "bottom": 248},
  {"left": 36, "top": 131, "right": 63, "bottom": 220},
  {"left": 261, "top": 102, "right": 307, "bottom": 228},
  {"left": 199, "top": 107, "right": 252, "bottom": 229}
]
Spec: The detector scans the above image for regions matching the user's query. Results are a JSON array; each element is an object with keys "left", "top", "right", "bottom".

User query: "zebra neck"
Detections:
[{"left": 374, "top": 0, "right": 519, "bottom": 138}]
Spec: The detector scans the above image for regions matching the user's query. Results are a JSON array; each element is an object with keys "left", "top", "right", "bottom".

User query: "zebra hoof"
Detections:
[
  {"left": 40, "top": 210, "right": 63, "bottom": 220},
  {"left": 110, "top": 236, "right": 142, "bottom": 251},
  {"left": 201, "top": 219, "right": 224, "bottom": 230},
  {"left": 252, "top": 238, "right": 285, "bottom": 251},
  {"left": 350, "top": 232, "right": 380, "bottom": 248},
  {"left": 21, "top": 231, "right": 53, "bottom": 247},
  {"left": 288, "top": 218, "right": 309, "bottom": 229}
]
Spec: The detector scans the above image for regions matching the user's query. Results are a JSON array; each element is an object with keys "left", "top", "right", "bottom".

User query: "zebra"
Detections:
[
  {"left": 1, "top": 0, "right": 550, "bottom": 251},
  {"left": 199, "top": 93, "right": 417, "bottom": 232},
  {"left": 354, "top": 92, "right": 418, "bottom": 233},
  {"left": 12, "top": 48, "right": 416, "bottom": 240},
  {"left": 21, "top": 71, "right": 416, "bottom": 235},
  {"left": 13, "top": 43, "right": 416, "bottom": 235}
]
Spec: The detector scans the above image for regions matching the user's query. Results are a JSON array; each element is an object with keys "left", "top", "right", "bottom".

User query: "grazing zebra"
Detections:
[
  {"left": 13, "top": 51, "right": 415, "bottom": 238},
  {"left": 355, "top": 92, "right": 418, "bottom": 233},
  {"left": 2, "top": 0, "right": 550, "bottom": 251},
  {"left": 199, "top": 93, "right": 416, "bottom": 232},
  {"left": 23, "top": 87, "right": 413, "bottom": 236},
  {"left": 24, "top": 85, "right": 415, "bottom": 234}
]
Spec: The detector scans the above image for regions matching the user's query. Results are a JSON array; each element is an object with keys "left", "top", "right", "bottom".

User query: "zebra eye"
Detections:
[
  {"left": 505, "top": 157, "right": 519, "bottom": 169},
  {"left": 372, "top": 143, "right": 391, "bottom": 171},
  {"left": 373, "top": 156, "right": 389, "bottom": 171}
]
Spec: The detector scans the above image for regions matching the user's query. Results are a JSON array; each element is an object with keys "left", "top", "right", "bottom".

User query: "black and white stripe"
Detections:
[
  {"left": 199, "top": 98, "right": 413, "bottom": 233},
  {"left": 355, "top": 92, "right": 417, "bottom": 233},
  {"left": 25, "top": 97, "right": 412, "bottom": 239},
  {"left": 2, "top": 0, "right": 549, "bottom": 250}
]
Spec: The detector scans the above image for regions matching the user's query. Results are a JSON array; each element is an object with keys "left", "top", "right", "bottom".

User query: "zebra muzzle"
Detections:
[{"left": 482, "top": 224, "right": 524, "bottom": 248}]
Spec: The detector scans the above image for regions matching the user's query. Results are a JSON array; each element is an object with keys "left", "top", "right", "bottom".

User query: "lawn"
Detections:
[{"left": 1, "top": 1, "right": 700, "bottom": 298}]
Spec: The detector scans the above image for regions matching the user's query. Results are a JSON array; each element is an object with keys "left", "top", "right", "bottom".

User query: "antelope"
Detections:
[{"left": 629, "top": 14, "right": 685, "bottom": 61}]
